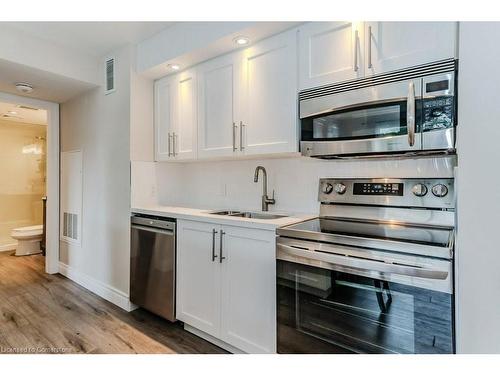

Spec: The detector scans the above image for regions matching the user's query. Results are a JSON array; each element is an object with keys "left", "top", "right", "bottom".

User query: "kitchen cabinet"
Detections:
[
  {"left": 154, "top": 69, "right": 197, "bottom": 161},
  {"left": 298, "top": 21, "right": 457, "bottom": 90},
  {"left": 240, "top": 29, "right": 298, "bottom": 155},
  {"left": 298, "top": 21, "right": 364, "bottom": 90},
  {"left": 176, "top": 219, "right": 276, "bottom": 353},
  {"left": 365, "top": 22, "right": 457, "bottom": 75},
  {"left": 197, "top": 53, "right": 242, "bottom": 159}
]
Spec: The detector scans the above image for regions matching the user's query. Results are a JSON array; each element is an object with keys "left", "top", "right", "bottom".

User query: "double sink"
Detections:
[{"left": 209, "top": 210, "right": 287, "bottom": 220}]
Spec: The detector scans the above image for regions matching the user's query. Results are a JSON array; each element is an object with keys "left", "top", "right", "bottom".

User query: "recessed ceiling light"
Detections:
[
  {"left": 8, "top": 110, "right": 18, "bottom": 115},
  {"left": 233, "top": 36, "right": 250, "bottom": 46},
  {"left": 15, "top": 82, "right": 34, "bottom": 94},
  {"left": 167, "top": 64, "right": 180, "bottom": 71}
]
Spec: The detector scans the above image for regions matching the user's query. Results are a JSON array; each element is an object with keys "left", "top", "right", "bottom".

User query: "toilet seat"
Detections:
[{"left": 11, "top": 225, "right": 43, "bottom": 256}]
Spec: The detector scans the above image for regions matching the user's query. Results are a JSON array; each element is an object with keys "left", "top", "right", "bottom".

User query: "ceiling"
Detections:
[
  {"left": 0, "top": 101, "right": 47, "bottom": 125},
  {"left": 2, "top": 22, "right": 175, "bottom": 57},
  {"left": 0, "top": 58, "right": 96, "bottom": 103}
]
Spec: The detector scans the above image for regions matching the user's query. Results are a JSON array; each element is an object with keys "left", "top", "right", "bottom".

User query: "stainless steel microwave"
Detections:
[{"left": 299, "top": 59, "right": 457, "bottom": 159}]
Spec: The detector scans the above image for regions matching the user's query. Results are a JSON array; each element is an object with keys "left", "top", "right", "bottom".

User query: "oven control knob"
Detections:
[
  {"left": 322, "top": 183, "right": 334, "bottom": 194},
  {"left": 334, "top": 183, "right": 347, "bottom": 195},
  {"left": 412, "top": 183, "right": 428, "bottom": 197},
  {"left": 432, "top": 184, "right": 448, "bottom": 198}
]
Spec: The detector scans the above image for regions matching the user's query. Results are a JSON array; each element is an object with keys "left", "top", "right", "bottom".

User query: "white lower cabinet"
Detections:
[{"left": 176, "top": 219, "right": 276, "bottom": 353}]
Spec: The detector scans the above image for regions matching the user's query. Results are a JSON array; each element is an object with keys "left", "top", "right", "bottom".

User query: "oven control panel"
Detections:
[{"left": 318, "top": 178, "right": 455, "bottom": 209}]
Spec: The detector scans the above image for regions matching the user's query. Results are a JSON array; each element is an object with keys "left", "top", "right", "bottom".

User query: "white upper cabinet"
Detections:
[
  {"left": 198, "top": 53, "right": 242, "bottom": 159},
  {"left": 154, "top": 70, "right": 197, "bottom": 161},
  {"left": 154, "top": 75, "right": 175, "bottom": 161},
  {"left": 174, "top": 69, "right": 197, "bottom": 160},
  {"left": 366, "top": 22, "right": 457, "bottom": 75},
  {"left": 298, "top": 21, "right": 364, "bottom": 90},
  {"left": 240, "top": 29, "right": 298, "bottom": 155}
]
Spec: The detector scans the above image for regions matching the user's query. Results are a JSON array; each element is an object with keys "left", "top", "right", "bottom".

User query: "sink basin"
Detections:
[{"left": 209, "top": 210, "right": 288, "bottom": 220}]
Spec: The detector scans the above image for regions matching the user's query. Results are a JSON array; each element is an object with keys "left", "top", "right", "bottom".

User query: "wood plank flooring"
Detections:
[{"left": 0, "top": 251, "right": 227, "bottom": 354}]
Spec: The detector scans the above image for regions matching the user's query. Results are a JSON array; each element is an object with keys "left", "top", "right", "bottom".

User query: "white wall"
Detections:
[
  {"left": 455, "top": 22, "right": 500, "bottom": 353},
  {"left": 59, "top": 45, "right": 132, "bottom": 305},
  {"left": 131, "top": 156, "right": 457, "bottom": 214}
]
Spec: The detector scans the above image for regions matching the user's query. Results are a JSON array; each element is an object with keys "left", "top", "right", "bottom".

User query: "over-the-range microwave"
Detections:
[{"left": 299, "top": 59, "right": 457, "bottom": 159}]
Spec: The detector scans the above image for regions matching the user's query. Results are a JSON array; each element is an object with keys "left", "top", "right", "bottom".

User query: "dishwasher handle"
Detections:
[{"left": 131, "top": 224, "right": 175, "bottom": 236}]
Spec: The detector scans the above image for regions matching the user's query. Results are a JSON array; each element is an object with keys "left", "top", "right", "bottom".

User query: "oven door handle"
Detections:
[
  {"left": 277, "top": 243, "right": 449, "bottom": 280},
  {"left": 407, "top": 81, "right": 416, "bottom": 147}
]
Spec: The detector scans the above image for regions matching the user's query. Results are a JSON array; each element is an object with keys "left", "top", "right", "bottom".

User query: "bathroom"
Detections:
[{"left": 0, "top": 101, "right": 47, "bottom": 256}]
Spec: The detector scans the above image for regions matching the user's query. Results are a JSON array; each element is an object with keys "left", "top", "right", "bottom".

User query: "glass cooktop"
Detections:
[{"left": 279, "top": 217, "right": 453, "bottom": 248}]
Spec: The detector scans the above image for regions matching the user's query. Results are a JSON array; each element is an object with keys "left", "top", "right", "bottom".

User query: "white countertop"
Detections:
[{"left": 131, "top": 205, "right": 315, "bottom": 231}]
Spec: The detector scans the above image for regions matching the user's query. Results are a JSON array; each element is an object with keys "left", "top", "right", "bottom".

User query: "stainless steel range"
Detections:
[{"left": 276, "top": 177, "right": 455, "bottom": 354}]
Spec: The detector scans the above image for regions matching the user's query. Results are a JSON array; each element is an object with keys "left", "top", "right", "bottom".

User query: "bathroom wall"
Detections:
[
  {"left": 131, "top": 155, "right": 457, "bottom": 214},
  {"left": 0, "top": 119, "right": 46, "bottom": 250}
]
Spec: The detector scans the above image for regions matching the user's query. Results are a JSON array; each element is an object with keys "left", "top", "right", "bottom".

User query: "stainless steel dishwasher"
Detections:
[{"left": 130, "top": 214, "right": 176, "bottom": 321}]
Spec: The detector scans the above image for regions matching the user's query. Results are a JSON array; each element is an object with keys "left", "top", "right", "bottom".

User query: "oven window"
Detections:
[
  {"left": 301, "top": 100, "right": 419, "bottom": 142},
  {"left": 277, "top": 260, "right": 454, "bottom": 354}
]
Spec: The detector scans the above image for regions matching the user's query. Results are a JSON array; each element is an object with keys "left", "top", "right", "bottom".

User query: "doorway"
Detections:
[{"left": 0, "top": 91, "right": 59, "bottom": 274}]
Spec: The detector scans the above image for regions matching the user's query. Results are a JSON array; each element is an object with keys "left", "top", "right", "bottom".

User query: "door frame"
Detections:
[{"left": 0, "top": 91, "right": 59, "bottom": 274}]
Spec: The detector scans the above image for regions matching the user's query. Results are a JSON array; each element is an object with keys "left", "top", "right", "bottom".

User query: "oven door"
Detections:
[
  {"left": 276, "top": 240, "right": 454, "bottom": 354},
  {"left": 300, "top": 79, "right": 422, "bottom": 158}
]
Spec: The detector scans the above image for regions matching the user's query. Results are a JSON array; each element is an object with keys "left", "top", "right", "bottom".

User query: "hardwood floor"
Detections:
[{"left": 0, "top": 251, "right": 227, "bottom": 354}]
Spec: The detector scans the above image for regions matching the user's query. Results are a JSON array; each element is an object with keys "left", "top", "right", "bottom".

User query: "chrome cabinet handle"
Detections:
[
  {"left": 168, "top": 132, "right": 172, "bottom": 157},
  {"left": 367, "top": 25, "right": 373, "bottom": 69},
  {"left": 211, "top": 229, "right": 218, "bottom": 262},
  {"left": 353, "top": 29, "right": 359, "bottom": 72},
  {"left": 407, "top": 81, "right": 416, "bottom": 147},
  {"left": 232, "top": 122, "right": 238, "bottom": 152},
  {"left": 219, "top": 230, "right": 226, "bottom": 263},
  {"left": 239, "top": 121, "right": 245, "bottom": 151},
  {"left": 172, "top": 132, "right": 177, "bottom": 157}
]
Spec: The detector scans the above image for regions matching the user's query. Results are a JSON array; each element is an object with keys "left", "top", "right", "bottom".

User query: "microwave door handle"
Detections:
[
  {"left": 407, "top": 81, "right": 416, "bottom": 147},
  {"left": 277, "top": 243, "right": 448, "bottom": 280}
]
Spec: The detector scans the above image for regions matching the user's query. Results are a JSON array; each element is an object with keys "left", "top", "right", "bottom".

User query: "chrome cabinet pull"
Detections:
[
  {"left": 240, "top": 121, "right": 245, "bottom": 151},
  {"left": 219, "top": 230, "right": 226, "bottom": 263},
  {"left": 407, "top": 81, "right": 416, "bottom": 147},
  {"left": 368, "top": 25, "right": 373, "bottom": 69},
  {"left": 172, "top": 132, "right": 177, "bottom": 157},
  {"left": 211, "top": 229, "right": 218, "bottom": 262},
  {"left": 354, "top": 29, "right": 359, "bottom": 72},
  {"left": 232, "top": 122, "right": 238, "bottom": 152},
  {"left": 168, "top": 132, "right": 172, "bottom": 157}
]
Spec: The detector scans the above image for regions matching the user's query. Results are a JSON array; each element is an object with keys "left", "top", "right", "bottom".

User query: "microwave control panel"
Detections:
[{"left": 422, "top": 96, "right": 454, "bottom": 132}]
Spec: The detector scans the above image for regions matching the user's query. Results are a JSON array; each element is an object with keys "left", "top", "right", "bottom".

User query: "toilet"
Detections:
[{"left": 11, "top": 225, "right": 43, "bottom": 256}]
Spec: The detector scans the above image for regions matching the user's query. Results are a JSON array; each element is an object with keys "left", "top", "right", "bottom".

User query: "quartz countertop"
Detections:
[{"left": 131, "top": 205, "right": 315, "bottom": 231}]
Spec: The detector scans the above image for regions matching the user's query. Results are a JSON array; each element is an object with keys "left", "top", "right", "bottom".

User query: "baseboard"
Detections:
[
  {"left": 183, "top": 324, "right": 244, "bottom": 354},
  {"left": 0, "top": 243, "right": 16, "bottom": 252},
  {"left": 58, "top": 262, "right": 138, "bottom": 312}
]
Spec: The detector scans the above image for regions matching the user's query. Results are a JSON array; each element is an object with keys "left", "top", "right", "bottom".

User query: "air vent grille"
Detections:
[
  {"left": 105, "top": 57, "right": 115, "bottom": 94},
  {"left": 62, "top": 212, "right": 78, "bottom": 241},
  {"left": 299, "top": 58, "right": 457, "bottom": 101}
]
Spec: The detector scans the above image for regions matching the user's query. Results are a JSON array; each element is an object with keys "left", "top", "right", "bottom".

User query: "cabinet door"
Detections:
[
  {"left": 298, "top": 21, "right": 364, "bottom": 90},
  {"left": 176, "top": 220, "right": 221, "bottom": 337},
  {"left": 198, "top": 54, "right": 241, "bottom": 159},
  {"left": 220, "top": 225, "right": 276, "bottom": 353},
  {"left": 241, "top": 30, "right": 298, "bottom": 156},
  {"left": 173, "top": 69, "right": 197, "bottom": 160},
  {"left": 154, "top": 76, "right": 176, "bottom": 161},
  {"left": 366, "top": 22, "right": 457, "bottom": 75}
]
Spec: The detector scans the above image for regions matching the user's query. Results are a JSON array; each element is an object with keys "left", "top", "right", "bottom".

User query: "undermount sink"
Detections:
[{"left": 209, "top": 210, "right": 288, "bottom": 220}]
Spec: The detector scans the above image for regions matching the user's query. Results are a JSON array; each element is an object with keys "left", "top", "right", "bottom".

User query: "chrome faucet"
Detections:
[{"left": 254, "top": 166, "right": 275, "bottom": 211}]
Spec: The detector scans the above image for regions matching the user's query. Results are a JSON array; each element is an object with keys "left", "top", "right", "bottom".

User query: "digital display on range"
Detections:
[{"left": 353, "top": 183, "right": 404, "bottom": 196}]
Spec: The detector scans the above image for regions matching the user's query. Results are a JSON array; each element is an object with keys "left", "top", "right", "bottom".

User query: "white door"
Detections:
[
  {"left": 176, "top": 220, "right": 221, "bottom": 337},
  {"left": 220, "top": 225, "right": 276, "bottom": 353},
  {"left": 241, "top": 29, "right": 299, "bottom": 156},
  {"left": 172, "top": 69, "right": 197, "bottom": 160},
  {"left": 154, "top": 76, "right": 176, "bottom": 161},
  {"left": 198, "top": 53, "right": 242, "bottom": 159},
  {"left": 366, "top": 22, "right": 457, "bottom": 75},
  {"left": 298, "top": 21, "right": 364, "bottom": 90}
]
